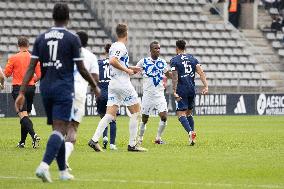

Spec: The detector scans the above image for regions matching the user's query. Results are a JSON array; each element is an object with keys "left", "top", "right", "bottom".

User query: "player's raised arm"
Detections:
[
  {"left": 196, "top": 64, "right": 208, "bottom": 95},
  {"left": 76, "top": 60, "right": 100, "bottom": 97}
]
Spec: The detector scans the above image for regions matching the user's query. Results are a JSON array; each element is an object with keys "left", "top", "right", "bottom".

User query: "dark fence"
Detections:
[{"left": 0, "top": 93, "right": 283, "bottom": 117}]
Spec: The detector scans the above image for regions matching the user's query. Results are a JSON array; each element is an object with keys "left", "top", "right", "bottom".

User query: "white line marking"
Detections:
[{"left": 0, "top": 175, "right": 283, "bottom": 188}]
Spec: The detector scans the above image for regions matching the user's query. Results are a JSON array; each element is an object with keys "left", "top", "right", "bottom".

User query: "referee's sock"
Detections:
[
  {"left": 20, "top": 116, "right": 36, "bottom": 139},
  {"left": 19, "top": 121, "right": 28, "bottom": 144},
  {"left": 178, "top": 116, "right": 192, "bottom": 133}
]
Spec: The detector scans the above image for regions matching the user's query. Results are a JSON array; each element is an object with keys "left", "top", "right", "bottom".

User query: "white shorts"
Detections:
[
  {"left": 107, "top": 84, "right": 139, "bottom": 107},
  {"left": 70, "top": 95, "right": 86, "bottom": 123},
  {"left": 141, "top": 94, "right": 168, "bottom": 115}
]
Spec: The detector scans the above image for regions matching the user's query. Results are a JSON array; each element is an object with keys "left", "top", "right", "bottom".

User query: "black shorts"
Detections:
[{"left": 12, "top": 85, "right": 35, "bottom": 113}]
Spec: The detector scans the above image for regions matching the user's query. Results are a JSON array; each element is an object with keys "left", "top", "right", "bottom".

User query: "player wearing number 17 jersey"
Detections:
[
  {"left": 15, "top": 3, "right": 100, "bottom": 182},
  {"left": 170, "top": 40, "right": 208, "bottom": 146}
]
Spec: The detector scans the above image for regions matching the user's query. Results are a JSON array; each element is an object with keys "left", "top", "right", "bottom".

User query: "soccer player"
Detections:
[
  {"left": 88, "top": 23, "right": 147, "bottom": 152},
  {"left": 97, "top": 43, "right": 117, "bottom": 150},
  {"left": 15, "top": 3, "right": 100, "bottom": 182},
  {"left": 136, "top": 41, "right": 172, "bottom": 145},
  {"left": 4, "top": 36, "right": 41, "bottom": 148},
  {"left": 65, "top": 31, "right": 99, "bottom": 170},
  {"left": 170, "top": 40, "right": 208, "bottom": 146}
]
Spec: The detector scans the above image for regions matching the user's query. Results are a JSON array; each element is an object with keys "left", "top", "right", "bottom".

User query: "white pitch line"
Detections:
[{"left": 0, "top": 175, "right": 283, "bottom": 189}]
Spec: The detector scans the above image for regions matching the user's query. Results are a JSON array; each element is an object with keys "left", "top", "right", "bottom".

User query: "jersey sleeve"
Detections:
[
  {"left": 89, "top": 54, "right": 99, "bottom": 74},
  {"left": 72, "top": 35, "right": 83, "bottom": 62},
  {"left": 109, "top": 43, "right": 126, "bottom": 60},
  {"left": 136, "top": 58, "right": 144, "bottom": 68},
  {"left": 170, "top": 58, "right": 177, "bottom": 71}
]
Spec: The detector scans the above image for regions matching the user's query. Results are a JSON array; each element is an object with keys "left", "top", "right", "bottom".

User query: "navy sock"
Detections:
[
  {"left": 56, "top": 140, "right": 66, "bottom": 171},
  {"left": 187, "top": 116, "right": 194, "bottom": 131},
  {"left": 103, "top": 126, "right": 108, "bottom": 138},
  {"left": 178, "top": 116, "right": 192, "bottom": 133},
  {"left": 42, "top": 131, "right": 64, "bottom": 166},
  {"left": 20, "top": 116, "right": 35, "bottom": 139},
  {"left": 110, "top": 120, "right": 116, "bottom": 144}
]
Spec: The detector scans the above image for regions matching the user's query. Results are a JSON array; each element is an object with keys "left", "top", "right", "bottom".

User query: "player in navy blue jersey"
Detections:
[
  {"left": 15, "top": 3, "right": 100, "bottom": 182},
  {"left": 170, "top": 40, "right": 208, "bottom": 146},
  {"left": 97, "top": 44, "right": 117, "bottom": 150}
]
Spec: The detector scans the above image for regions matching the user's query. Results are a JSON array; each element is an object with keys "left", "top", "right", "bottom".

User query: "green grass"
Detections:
[{"left": 0, "top": 116, "right": 284, "bottom": 189}]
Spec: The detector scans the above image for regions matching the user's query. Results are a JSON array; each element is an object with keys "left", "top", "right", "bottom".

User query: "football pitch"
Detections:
[{"left": 0, "top": 116, "right": 283, "bottom": 189}]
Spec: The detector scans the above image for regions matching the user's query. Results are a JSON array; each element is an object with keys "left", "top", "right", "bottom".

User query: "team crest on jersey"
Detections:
[{"left": 143, "top": 58, "right": 165, "bottom": 87}]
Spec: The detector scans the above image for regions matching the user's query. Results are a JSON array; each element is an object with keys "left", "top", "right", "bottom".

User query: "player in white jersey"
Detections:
[
  {"left": 88, "top": 23, "right": 147, "bottom": 152},
  {"left": 136, "top": 41, "right": 172, "bottom": 144},
  {"left": 65, "top": 31, "right": 99, "bottom": 169}
]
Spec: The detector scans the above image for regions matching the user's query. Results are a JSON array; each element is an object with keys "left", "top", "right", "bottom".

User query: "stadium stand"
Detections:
[
  {"left": 0, "top": 0, "right": 283, "bottom": 93},
  {"left": 85, "top": 0, "right": 281, "bottom": 92}
]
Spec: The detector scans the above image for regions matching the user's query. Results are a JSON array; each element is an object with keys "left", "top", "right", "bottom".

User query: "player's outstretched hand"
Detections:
[
  {"left": 126, "top": 68, "right": 135, "bottom": 76},
  {"left": 201, "top": 87, "right": 208, "bottom": 95},
  {"left": 15, "top": 93, "right": 25, "bottom": 113},
  {"left": 129, "top": 66, "right": 142, "bottom": 74}
]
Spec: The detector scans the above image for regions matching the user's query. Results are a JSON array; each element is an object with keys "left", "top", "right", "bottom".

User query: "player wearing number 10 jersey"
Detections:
[
  {"left": 170, "top": 40, "right": 208, "bottom": 146},
  {"left": 96, "top": 44, "right": 117, "bottom": 150}
]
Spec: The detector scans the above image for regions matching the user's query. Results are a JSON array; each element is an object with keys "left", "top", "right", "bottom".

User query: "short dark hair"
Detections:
[
  {"left": 116, "top": 23, "right": 128, "bottom": 38},
  {"left": 18, "top": 36, "right": 29, "bottom": 47},
  {"left": 76, "top": 31, "right": 88, "bottom": 47},
  {"left": 150, "top": 41, "right": 159, "bottom": 49},
  {"left": 52, "top": 3, "right": 69, "bottom": 22},
  {"left": 104, "top": 43, "right": 111, "bottom": 54},
  {"left": 176, "top": 40, "right": 186, "bottom": 50}
]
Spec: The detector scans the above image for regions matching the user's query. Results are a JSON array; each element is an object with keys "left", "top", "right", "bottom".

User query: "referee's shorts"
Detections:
[{"left": 12, "top": 85, "right": 36, "bottom": 113}]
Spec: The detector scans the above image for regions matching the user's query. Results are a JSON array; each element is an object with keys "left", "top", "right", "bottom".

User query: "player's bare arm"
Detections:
[
  {"left": 15, "top": 58, "right": 38, "bottom": 112},
  {"left": 172, "top": 70, "right": 181, "bottom": 101},
  {"left": 196, "top": 64, "right": 208, "bottom": 95},
  {"left": 91, "top": 73, "right": 99, "bottom": 84},
  {"left": 109, "top": 57, "right": 134, "bottom": 75},
  {"left": 76, "top": 61, "right": 100, "bottom": 97},
  {"left": 165, "top": 70, "right": 172, "bottom": 79}
]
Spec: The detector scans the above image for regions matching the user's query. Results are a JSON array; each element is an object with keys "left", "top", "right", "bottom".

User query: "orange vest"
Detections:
[{"left": 229, "top": 0, "right": 238, "bottom": 13}]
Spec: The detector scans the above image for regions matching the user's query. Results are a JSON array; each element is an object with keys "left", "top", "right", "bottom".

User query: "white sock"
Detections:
[
  {"left": 65, "top": 142, "right": 74, "bottom": 163},
  {"left": 156, "top": 120, "right": 167, "bottom": 140},
  {"left": 39, "top": 161, "right": 49, "bottom": 170},
  {"left": 92, "top": 114, "right": 114, "bottom": 142},
  {"left": 139, "top": 122, "right": 146, "bottom": 139},
  {"left": 129, "top": 112, "right": 139, "bottom": 147}
]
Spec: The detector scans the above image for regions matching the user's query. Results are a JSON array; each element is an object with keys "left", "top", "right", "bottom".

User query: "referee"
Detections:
[{"left": 4, "top": 36, "right": 41, "bottom": 148}]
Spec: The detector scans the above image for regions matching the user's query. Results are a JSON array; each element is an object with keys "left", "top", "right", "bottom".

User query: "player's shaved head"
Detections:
[
  {"left": 52, "top": 3, "right": 69, "bottom": 22},
  {"left": 150, "top": 41, "right": 160, "bottom": 59},
  {"left": 116, "top": 24, "right": 128, "bottom": 38},
  {"left": 17, "top": 36, "right": 29, "bottom": 47},
  {"left": 104, "top": 43, "right": 111, "bottom": 54},
  {"left": 77, "top": 31, "right": 88, "bottom": 47},
  {"left": 176, "top": 40, "right": 186, "bottom": 51}
]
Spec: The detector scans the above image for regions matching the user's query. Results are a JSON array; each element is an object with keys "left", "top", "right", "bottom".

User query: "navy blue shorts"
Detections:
[
  {"left": 96, "top": 96, "right": 107, "bottom": 115},
  {"left": 176, "top": 95, "right": 195, "bottom": 111},
  {"left": 41, "top": 92, "right": 73, "bottom": 125}
]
